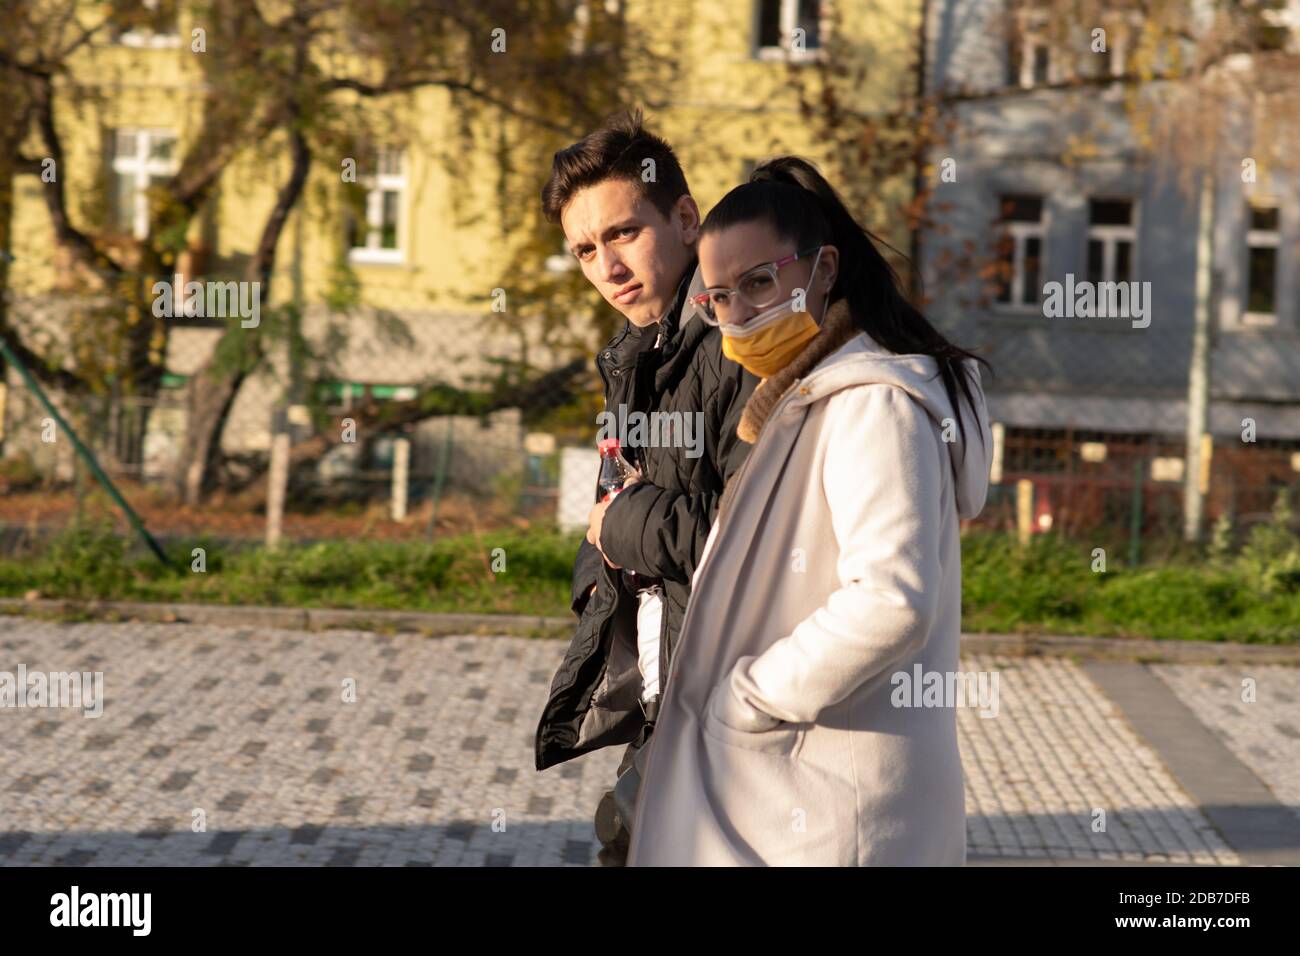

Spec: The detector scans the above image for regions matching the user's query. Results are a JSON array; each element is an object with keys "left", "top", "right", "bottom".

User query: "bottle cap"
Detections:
[{"left": 598, "top": 437, "right": 621, "bottom": 455}]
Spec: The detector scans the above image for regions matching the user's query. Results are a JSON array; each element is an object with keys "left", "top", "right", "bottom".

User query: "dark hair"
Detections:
[
  {"left": 701, "top": 155, "right": 991, "bottom": 454},
  {"left": 541, "top": 108, "right": 691, "bottom": 224}
]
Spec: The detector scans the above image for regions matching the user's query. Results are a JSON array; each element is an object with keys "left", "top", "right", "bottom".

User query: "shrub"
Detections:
[{"left": 1235, "top": 491, "right": 1300, "bottom": 595}]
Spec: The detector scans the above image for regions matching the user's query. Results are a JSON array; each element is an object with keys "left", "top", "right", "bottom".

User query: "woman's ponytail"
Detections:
[{"left": 705, "top": 155, "right": 991, "bottom": 456}]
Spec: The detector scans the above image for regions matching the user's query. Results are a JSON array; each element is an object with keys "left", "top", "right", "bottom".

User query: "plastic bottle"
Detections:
[
  {"left": 598, "top": 437, "right": 634, "bottom": 502},
  {"left": 597, "top": 437, "right": 637, "bottom": 580}
]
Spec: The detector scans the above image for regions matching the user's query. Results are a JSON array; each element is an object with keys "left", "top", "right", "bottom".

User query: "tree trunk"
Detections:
[
  {"left": 173, "top": 123, "right": 311, "bottom": 504},
  {"left": 179, "top": 365, "right": 249, "bottom": 504}
]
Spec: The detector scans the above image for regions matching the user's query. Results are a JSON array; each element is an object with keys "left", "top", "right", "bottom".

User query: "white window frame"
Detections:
[
  {"left": 110, "top": 128, "right": 178, "bottom": 240},
  {"left": 114, "top": 0, "right": 181, "bottom": 48},
  {"left": 348, "top": 148, "right": 407, "bottom": 266},
  {"left": 1098, "top": 14, "right": 1135, "bottom": 79},
  {"left": 569, "top": 0, "right": 592, "bottom": 54},
  {"left": 753, "top": 0, "right": 825, "bottom": 63},
  {"left": 1010, "top": 10, "right": 1066, "bottom": 89},
  {"left": 1086, "top": 197, "right": 1139, "bottom": 285},
  {"left": 1070, "top": 11, "right": 1139, "bottom": 81},
  {"left": 994, "top": 194, "right": 1048, "bottom": 313},
  {"left": 1243, "top": 201, "right": 1281, "bottom": 327},
  {"left": 1259, "top": 0, "right": 1300, "bottom": 54},
  {"left": 567, "top": 0, "right": 624, "bottom": 54}
]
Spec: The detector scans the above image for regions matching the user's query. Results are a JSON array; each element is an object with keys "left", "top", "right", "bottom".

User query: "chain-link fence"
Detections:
[
  {"left": 0, "top": 272, "right": 580, "bottom": 551},
  {"left": 3, "top": 269, "right": 1299, "bottom": 561}
]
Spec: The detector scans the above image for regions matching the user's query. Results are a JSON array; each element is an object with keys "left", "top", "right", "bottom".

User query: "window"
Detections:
[
  {"left": 1086, "top": 198, "right": 1137, "bottom": 285},
  {"left": 111, "top": 0, "right": 180, "bottom": 48},
  {"left": 1091, "top": 23, "right": 1129, "bottom": 79},
  {"left": 1244, "top": 202, "right": 1280, "bottom": 325},
  {"left": 569, "top": 0, "right": 591, "bottom": 54},
  {"left": 994, "top": 194, "right": 1046, "bottom": 308},
  {"left": 109, "top": 129, "right": 177, "bottom": 239},
  {"left": 348, "top": 148, "right": 406, "bottom": 265},
  {"left": 1254, "top": 0, "right": 1296, "bottom": 52},
  {"left": 1006, "top": 8, "right": 1057, "bottom": 88},
  {"left": 567, "top": 0, "right": 623, "bottom": 55},
  {"left": 754, "top": 0, "right": 822, "bottom": 61},
  {"left": 1031, "top": 44, "right": 1050, "bottom": 84}
]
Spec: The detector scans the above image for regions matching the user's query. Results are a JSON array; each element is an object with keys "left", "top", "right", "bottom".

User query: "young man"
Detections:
[{"left": 533, "top": 110, "right": 758, "bottom": 865}]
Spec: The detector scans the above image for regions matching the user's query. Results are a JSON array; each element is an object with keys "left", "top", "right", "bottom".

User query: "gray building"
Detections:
[{"left": 921, "top": 0, "right": 1300, "bottom": 528}]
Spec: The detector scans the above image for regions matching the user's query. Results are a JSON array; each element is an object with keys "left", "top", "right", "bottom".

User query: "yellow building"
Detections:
[{"left": 3, "top": 0, "right": 924, "bottom": 484}]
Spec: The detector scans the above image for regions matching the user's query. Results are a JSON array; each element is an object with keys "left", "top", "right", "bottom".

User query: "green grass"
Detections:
[
  {"left": 0, "top": 523, "right": 578, "bottom": 618},
  {"left": 2, "top": 521, "right": 1299, "bottom": 644},
  {"left": 960, "top": 530, "right": 1300, "bottom": 644}
]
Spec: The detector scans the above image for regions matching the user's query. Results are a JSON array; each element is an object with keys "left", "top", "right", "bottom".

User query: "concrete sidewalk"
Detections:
[
  {"left": 964, "top": 656, "right": 1300, "bottom": 865},
  {"left": 0, "top": 616, "right": 1296, "bottom": 866}
]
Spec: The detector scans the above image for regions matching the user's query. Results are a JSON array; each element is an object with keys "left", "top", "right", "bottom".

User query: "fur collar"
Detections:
[{"left": 716, "top": 300, "right": 860, "bottom": 528}]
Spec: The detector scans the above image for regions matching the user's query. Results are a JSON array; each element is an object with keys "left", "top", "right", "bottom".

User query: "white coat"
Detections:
[{"left": 626, "top": 324, "right": 992, "bottom": 866}]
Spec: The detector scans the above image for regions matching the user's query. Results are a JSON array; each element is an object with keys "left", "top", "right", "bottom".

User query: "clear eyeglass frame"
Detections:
[{"left": 689, "top": 246, "right": 822, "bottom": 326}]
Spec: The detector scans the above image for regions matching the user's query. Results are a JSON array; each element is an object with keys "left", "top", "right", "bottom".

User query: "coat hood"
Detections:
[{"left": 788, "top": 330, "right": 993, "bottom": 519}]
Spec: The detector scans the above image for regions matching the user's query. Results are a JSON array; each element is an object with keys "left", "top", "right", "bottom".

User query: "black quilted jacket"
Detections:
[{"left": 534, "top": 262, "right": 757, "bottom": 770}]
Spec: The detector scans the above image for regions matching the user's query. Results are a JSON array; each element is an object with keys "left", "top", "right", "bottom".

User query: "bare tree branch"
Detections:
[
  {"left": 29, "top": 75, "right": 122, "bottom": 277},
  {"left": 326, "top": 76, "right": 581, "bottom": 136},
  {"left": 247, "top": 123, "right": 312, "bottom": 289}
]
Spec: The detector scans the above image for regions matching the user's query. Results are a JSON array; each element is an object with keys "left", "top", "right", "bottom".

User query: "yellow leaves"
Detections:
[{"left": 1060, "top": 131, "right": 1102, "bottom": 168}]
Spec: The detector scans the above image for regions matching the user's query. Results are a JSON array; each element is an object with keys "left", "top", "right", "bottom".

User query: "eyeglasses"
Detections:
[{"left": 689, "top": 246, "right": 823, "bottom": 326}]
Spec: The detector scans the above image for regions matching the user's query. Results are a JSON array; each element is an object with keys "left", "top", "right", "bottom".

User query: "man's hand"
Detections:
[
  {"left": 586, "top": 499, "right": 620, "bottom": 568},
  {"left": 586, "top": 468, "right": 640, "bottom": 570}
]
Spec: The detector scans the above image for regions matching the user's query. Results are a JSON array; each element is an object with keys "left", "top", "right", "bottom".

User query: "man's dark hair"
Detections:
[{"left": 541, "top": 108, "right": 691, "bottom": 224}]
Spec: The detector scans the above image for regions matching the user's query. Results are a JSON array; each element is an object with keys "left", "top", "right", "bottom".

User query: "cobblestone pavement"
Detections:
[
  {"left": 1152, "top": 664, "right": 1300, "bottom": 824},
  {"left": 961, "top": 655, "right": 1238, "bottom": 863},
  {"left": 0, "top": 618, "right": 1287, "bottom": 866},
  {"left": 0, "top": 619, "right": 622, "bottom": 867}
]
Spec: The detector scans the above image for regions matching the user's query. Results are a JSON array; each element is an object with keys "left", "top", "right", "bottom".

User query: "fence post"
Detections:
[
  {"left": 266, "top": 405, "right": 290, "bottom": 548},
  {"left": 1129, "top": 457, "right": 1144, "bottom": 568},
  {"left": 1199, "top": 432, "right": 1213, "bottom": 497},
  {"left": 391, "top": 436, "right": 410, "bottom": 522},
  {"left": 426, "top": 418, "right": 454, "bottom": 540},
  {"left": 1015, "top": 479, "right": 1033, "bottom": 546}
]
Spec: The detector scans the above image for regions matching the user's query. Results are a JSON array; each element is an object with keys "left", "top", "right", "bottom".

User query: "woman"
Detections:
[{"left": 625, "top": 157, "right": 992, "bottom": 866}]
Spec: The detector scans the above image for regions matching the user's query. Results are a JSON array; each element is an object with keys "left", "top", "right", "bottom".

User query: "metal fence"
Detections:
[
  {"left": 0, "top": 273, "right": 574, "bottom": 550},
  {"left": 3, "top": 271, "right": 1299, "bottom": 560},
  {"left": 977, "top": 425, "right": 1300, "bottom": 561}
]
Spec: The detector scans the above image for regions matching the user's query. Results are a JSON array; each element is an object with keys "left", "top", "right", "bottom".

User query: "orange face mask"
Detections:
[
  {"left": 717, "top": 244, "right": 826, "bottom": 379},
  {"left": 720, "top": 306, "right": 820, "bottom": 379},
  {"left": 718, "top": 246, "right": 828, "bottom": 378}
]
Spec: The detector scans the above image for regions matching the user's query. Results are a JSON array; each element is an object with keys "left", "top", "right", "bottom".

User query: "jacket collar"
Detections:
[
  {"left": 653, "top": 261, "right": 707, "bottom": 390},
  {"left": 597, "top": 259, "right": 699, "bottom": 370}
]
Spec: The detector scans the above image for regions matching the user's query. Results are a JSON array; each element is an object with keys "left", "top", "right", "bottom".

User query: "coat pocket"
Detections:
[{"left": 701, "top": 682, "right": 801, "bottom": 756}]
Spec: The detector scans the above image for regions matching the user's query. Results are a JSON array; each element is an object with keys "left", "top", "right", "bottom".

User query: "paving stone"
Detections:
[
  {"left": 0, "top": 619, "right": 1267, "bottom": 866},
  {"left": 159, "top": 771, "right": 195, "bottom": 792},
  {"left": 217, "top": 792, "right": 250, "bottom": 813}
]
